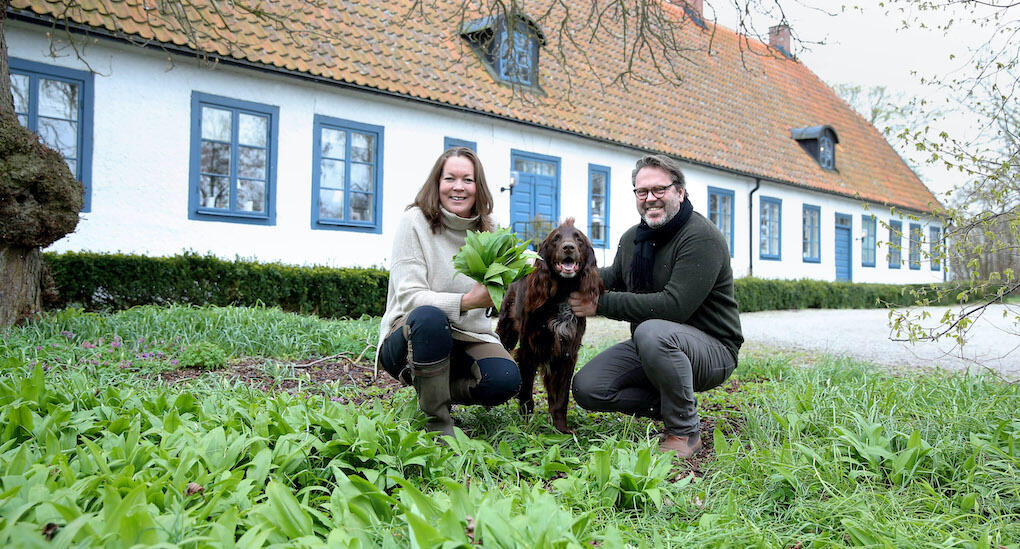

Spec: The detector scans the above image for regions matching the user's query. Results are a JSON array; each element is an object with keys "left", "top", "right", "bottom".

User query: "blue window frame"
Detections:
[
  {"left": 930, "top": 226, "right": 942, "bottom": 271},
  {"left": 802, "top": 204, "right": 821, "bottom": 263},
  {"left": 189, "top": 92, "right": 278, "bottom": 225},
  {"left": 888, "top": 220, "right": 902, "bottom": 269},
  {"left": 587, "top": 164, "right": 610, "bottom": 248},
  {"left": 497, "top": 18, "right": 538, "bottom": 85},
  {"left": 10, "top": 58, "right": 94, "bottom": 212},
  {"left": 708, "top": 187, "right": 735, "bottom": 257},
  {"left": 909, "top": 223, "right": 922, "bottom": 270},
  {"left": 759, "top": 196, "right": 782, "bottom": 260},
  {"left": 311, "top": 116, "right": 384, "bottom": 233},
  {"left": 444, "top": 137, "right": 476, "bottom": 152},
  {"left": 861, "top": 214, "right": 877, "bottom": 267}
]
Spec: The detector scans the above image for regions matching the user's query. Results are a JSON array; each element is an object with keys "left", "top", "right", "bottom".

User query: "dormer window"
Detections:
[
  {"left": 461, "top": 13, "right": 545, "bottom": 88},
  {"left": 791, "top": 125, "right": 839, "bottom": 171}
]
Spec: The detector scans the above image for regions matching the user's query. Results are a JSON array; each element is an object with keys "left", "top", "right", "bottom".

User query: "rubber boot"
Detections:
[
  {"left": 450, "top": 376, "right": 474, "bottom": 405},
  {"left": 411, "top": 356, "right": 454, "bottom": 436}
]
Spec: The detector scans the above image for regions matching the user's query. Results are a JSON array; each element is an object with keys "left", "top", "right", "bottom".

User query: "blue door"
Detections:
[
  {"left": 834, "top": 214, "right": 852, "bottom": 281},
  {"left": 509, "top": 150, "right": 560, "bottom": 243}
]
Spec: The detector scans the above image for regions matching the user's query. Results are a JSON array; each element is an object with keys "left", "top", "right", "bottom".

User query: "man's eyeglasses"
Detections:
[{"left": 632, "top": 183, "right": 677, "bottom": 200}]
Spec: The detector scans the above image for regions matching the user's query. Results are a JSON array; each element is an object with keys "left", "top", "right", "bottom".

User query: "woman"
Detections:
[{"left": 376, "top": 147, "right": 522, "bottom": 436}]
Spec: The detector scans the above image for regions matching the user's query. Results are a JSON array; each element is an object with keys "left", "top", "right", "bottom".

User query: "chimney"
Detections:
[{"left": 769, "top": 23, "right": 792, "bottom": 56}]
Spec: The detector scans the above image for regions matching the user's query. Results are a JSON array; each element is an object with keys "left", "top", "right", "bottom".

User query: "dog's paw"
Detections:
[{"left": 553, "top": 420, "right": 574, "bottom": 435}]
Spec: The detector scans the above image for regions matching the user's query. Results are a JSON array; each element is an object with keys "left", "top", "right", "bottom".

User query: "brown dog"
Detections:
[{"left": 496, "top": 218, "right": 603, "bottom": 433}]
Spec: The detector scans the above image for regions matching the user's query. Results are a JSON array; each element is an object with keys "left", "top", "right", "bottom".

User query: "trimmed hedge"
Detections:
[
  {"left": 44, "top": 251, "right": 964, "bottom": 318},
  {"left": 733, "top": 277, "right": 963, "bottom": 312},
  {"left": 45, "top": 252, "right": 388, "bottom": 319}
]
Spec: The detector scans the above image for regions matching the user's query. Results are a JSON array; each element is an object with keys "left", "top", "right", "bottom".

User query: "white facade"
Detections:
[{"left": 10, "top": 22, "right": 944, "bottom": 284}]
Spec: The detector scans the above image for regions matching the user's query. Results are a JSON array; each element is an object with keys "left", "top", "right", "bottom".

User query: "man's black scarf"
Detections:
[{"left": 629, "top": 197, "right": 693, "bottom": 291}]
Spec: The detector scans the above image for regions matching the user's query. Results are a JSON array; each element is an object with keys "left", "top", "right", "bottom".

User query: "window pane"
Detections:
[
  {"left": 200, "top": 175, "right": 230, "bottom": 208},
  {"left": 37, "top": 117, "right": 78, "bottom": 159},
  {"left": 590, "top": 196, "right": 604, "bottom": 215},
  {"left": 350, "top": 192, "right": 373, "bottom": 222},
  {"left": 238, "top": 113, "right": 267, "bottom": 147},
  {"left": 591, "top": 221, "right": 604, "bottom": 241},
  {"left": 201, "top": 141, "right": 231, "bottom": 175},
  {"left": 514, "top": 158, "right": 555, "bottom": 176},
  {"left": 319, "top": 189, "right": 344, "bottom": 219},
  {"left": 17, "top": 114, "right": 28, "bottom": 127},
  {"left": 238, "top": 179, "right": 266, "bottom": 213},
  {"left": 591, "top": 172, "right": 606, "bottom": 195},
  {"left": 320, "top": 158, "right": 345, "bottom": 190},
  {"left": 321, "top": 128, "right": 346, "bottom": 159},
  {"left": 201, "top": 107, "right": 232, "bottom": 141},
  {"left": 351, "top": 132, "right": 375, "bottom": 163},
  {"left": 11, "top": 74, "right": 29, "bottom": 114},
  {"left": 39, "top": 78, "right": 78, "bottom": 120},
  {"left": 351, "top": 163, "right": 374, "bottom": 192},
  {"left": 238, "top": 146, "right": 266, "bottom": 179}
]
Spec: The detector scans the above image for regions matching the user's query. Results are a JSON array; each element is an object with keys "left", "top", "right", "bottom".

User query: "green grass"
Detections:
[{"left": 1, "top": 306, "right": 1017, "bottom": 547}]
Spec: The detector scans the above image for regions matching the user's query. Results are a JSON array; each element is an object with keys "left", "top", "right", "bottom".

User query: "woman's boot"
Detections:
[{"left": 411, "top": 356, "right": 454, "bottom": 436}]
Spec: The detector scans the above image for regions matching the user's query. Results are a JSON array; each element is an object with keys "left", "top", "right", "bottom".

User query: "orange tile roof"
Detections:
[{"left": 10, "top": 0, "right": 940, "bottom": 213}]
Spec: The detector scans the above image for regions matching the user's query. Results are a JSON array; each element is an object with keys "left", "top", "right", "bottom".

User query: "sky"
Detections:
[{"left": 713, "top": 1, "right": 999, "bottom": 198}]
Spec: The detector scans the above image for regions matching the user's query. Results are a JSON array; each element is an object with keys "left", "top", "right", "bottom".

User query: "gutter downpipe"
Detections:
[{"left": 748, "top": 178, "right": 761, "bottom": 278}]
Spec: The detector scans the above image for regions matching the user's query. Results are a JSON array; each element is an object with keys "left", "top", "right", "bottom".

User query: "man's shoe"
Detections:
[{"left": 659, "top": 432, "right": 703, "bottom": 458}]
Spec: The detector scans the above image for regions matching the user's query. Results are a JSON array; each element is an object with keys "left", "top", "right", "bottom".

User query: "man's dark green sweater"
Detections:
[{"left": 596, "top": 211, "right": 744, "bottom": 361}]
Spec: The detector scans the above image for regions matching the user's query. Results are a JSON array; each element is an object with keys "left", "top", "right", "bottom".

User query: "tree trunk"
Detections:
[
  {"left": 1, "top": 0, "right": 13, "bottom": 115},
  {"left": 0, "top": 244, "right": 44, "bottom": 326}
]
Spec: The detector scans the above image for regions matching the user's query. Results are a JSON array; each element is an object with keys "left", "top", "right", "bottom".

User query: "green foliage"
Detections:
[
  {"left": 0, "top": 306, "right": 1018, "bottom": 546},
  {"left": 178, "top": 340, "right": 228, "bottom": 369},
  {"left": 44, "top": 251, "right": 388, "bottom": 319},
  {"left": 451, "top": 227, "right": 538, "bottom": 311},
  {"left": 733, "top": 276, "right": 972, "bottom": 312},
  {"left": 46, "top": 252, "right": 980, "bottom": 321}
]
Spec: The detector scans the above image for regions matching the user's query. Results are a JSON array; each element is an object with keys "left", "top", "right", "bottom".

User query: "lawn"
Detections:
[{"left": 1, "top": 305, "right": 1017, "bottom": 548}]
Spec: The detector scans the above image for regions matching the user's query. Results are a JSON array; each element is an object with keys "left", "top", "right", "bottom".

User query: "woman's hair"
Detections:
[{"left": 410, "top": 147, "right": 494, "bottom": 234}]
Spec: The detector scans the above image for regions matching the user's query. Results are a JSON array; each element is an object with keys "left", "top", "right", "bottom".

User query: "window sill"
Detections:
[
  {"left": 191, "top": 208, "right": 274, "bottom": 226},
  {"left": 312, "top": 219, "right": 382, "bottom": 234}
]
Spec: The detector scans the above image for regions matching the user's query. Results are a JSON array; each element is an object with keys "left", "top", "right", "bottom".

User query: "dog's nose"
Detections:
[{"left": 562, "top": 241, "right": 576, "bottom": 252}]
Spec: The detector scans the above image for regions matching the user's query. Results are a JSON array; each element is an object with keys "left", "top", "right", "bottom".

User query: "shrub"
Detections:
[
  {"left": 732, "top": 277, "right": 969, "bottom": 312},
  {"left": 44, "top": 252, "right": 973, "bottom": 318},
  {"left": 178, "top": 341, "right": 229, "bottom": 369},
  {"left": 44, "top": 251, "right": 388, "bottom": 319}
]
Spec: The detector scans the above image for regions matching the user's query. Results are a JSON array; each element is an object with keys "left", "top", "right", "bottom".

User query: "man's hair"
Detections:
[
  {"left": 631, "top": 154, "right": 686, "bottom": 190},
  {"left": 410, "top": 146, "right": 494, "bottom": 234}
]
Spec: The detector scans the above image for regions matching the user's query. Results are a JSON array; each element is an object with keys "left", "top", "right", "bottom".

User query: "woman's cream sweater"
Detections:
[{"left": 376, "top": 206, "right": 499, "bottom": 365}]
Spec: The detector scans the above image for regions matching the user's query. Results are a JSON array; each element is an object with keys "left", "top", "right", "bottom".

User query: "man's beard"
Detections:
[{"left": 641, "top": 196, "right": 682, "bottom": 228}]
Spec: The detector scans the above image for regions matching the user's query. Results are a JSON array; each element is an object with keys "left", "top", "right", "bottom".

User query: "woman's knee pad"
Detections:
[
  {"left": 405, "top": 306, "right": 452, "bottom": 363},
  {"left": 472, "top": 357, "right": 521, "bottom": 406}
]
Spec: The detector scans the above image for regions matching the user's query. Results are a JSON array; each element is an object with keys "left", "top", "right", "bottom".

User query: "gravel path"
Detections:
[{"left": 583, "top": 304, "right": 1020, "bottom": 380}]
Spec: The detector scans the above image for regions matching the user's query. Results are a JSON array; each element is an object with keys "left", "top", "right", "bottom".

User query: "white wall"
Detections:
[{"left": 10, "top": 22, "right": 944, "bottom": 284}]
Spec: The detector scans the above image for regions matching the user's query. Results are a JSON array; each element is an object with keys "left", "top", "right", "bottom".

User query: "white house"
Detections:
[{"left": 6, "top": 0, "right": 946, "bottom": 284}]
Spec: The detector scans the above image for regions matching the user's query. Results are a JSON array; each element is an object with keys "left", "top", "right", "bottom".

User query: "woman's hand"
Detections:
[{"left": 461, "top": 282, "right": 493, "bottom": 311}]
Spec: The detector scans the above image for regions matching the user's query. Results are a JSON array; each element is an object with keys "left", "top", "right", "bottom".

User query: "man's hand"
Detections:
[{"left": 568, "top": 291, "right": 598, "bottom": 317}]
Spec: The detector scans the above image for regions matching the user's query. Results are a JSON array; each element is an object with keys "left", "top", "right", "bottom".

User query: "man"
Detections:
[{"left": 569, "top": 154, "right": 743, "bottom": 458}]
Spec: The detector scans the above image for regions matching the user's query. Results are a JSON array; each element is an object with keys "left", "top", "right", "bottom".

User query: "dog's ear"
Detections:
[
  {"left": 524, "top": 257, "right": 556, "bottom": 313},
  {"left": 579, "top": 237, "right": 604, "bottom": 302}
]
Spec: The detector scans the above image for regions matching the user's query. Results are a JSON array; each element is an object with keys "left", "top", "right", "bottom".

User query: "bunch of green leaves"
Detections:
[{"left": 453, "top": 227, "right": 538, "bottom": 311}]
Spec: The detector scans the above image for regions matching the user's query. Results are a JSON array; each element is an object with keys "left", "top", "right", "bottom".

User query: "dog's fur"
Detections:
[{"left": 496, "top": 219, "right": 603, "bottom": 433}]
